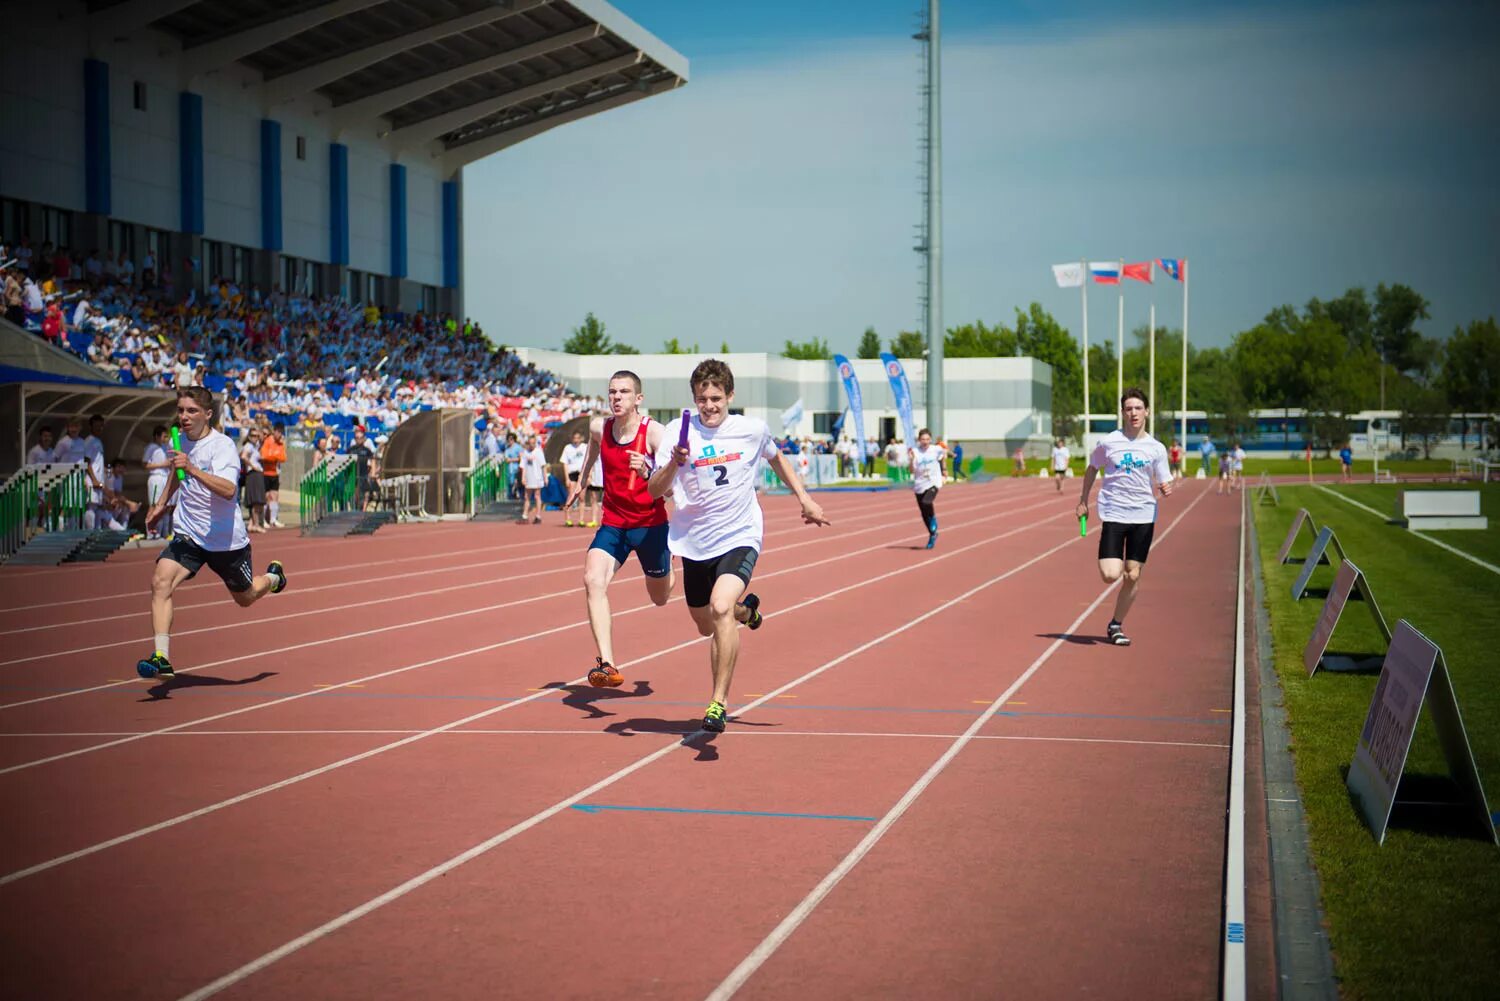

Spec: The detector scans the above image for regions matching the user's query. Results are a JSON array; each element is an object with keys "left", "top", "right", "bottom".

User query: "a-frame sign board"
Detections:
[
  {"left": 1290, "top": 526, "right": 1348, "bottom": 600},
  {"left": 1304, "top": 559, "right": 1392, "bottom": 676},
  {"left": 1276, "top": 508, "right": 1321, "bottom": 564},
  {"left": 1347, "top": 620, "right": 1498, "bottom": 846},
  {"left": 1254, "top": 471, "right": 1279, "bottom": 506}
]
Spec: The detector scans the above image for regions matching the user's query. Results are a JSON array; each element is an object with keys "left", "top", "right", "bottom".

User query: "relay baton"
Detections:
[
  {"left": 675, "top": 409, "right": 691, "bottom": 466},
  {"left": 170, "top": 426, "right": 186, "bottom": 482},
  {"left": 1079, "top": 513, "right": 1087, "bottom": 537}
]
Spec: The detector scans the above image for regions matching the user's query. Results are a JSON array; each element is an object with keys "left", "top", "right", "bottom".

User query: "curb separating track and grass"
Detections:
[{"left": 1246, "top": 498, "right": 1339, "bottom": 998}]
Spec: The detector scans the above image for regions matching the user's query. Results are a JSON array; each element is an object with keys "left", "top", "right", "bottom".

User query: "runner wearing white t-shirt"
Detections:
[
  {"left": 1051, "top": 439, "right": 1071, "bottom": 493},
  {"left": 647, "top": 360, "right": 830, "bottom": 733},
  {"left": 908, "top": 429, "right": 946, "bottom": 549},
  {"left": 1075, "top": 388, "right": 1175, "bottom": 647},
  {"left": 559, "top": 430, "right": 589, "bottom": 526},
  {"left": 137, "top": 387, "right": 287, "bottom": 680}
]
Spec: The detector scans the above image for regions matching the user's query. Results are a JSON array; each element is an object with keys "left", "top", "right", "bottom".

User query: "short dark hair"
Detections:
[
  {"left": 918, "top": 427, "right": 931, "bottom": 437},
  {"left": 1121, "top": 387, "right": 1149, "bottom": 409},
  {"left": 39, "top": 425, "right": 54, "bottom": 437},
  {"left": 609, "top": 370, "right": 642, "bottom": 393},
  {"left": 90, "top": 413, "right": 105, "bottom": 424},
  {"left": 151, "top": 424, "right": 167, "bottom": 437},
  {"left": 690, "top": 359, "right": 734, "bottom": 395},
  {"left": 176, "top": 386, "right": 215, "bottom": 419}
]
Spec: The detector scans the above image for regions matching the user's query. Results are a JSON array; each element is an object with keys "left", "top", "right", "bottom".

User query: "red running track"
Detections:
[{"left": 0, "top": 478, "right": 1275, "bottom": 999}]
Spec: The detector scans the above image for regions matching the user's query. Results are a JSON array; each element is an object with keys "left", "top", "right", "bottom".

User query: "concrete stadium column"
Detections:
[
  {"left": 322, "top": 263, "right": 347, "bottom": 299},
  {"left": 178, "top": 92, "right": 204, "bottom": 235},
  {"left": 388, "top": 162, "right": 408, "bottom": 281},
  {"left": 83, "top": 59, "right": 112, "bottom": 218},
  {"left": 259, "top": 119, "right": 282, "bottom": 253}
]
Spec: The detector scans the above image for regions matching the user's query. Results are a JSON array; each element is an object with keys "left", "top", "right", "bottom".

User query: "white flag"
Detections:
[
  {"left": 1052, "top": 262, "right": 1084, "bottom": 288},
  {"left": 780, "top": 397, "right": 804, "bottom": 430}
]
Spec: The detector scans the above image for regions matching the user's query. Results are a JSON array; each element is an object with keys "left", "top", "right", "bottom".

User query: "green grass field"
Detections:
[
  {"left": 1320, "top": 482, "right": 1500, "bottom": 567},
  {"left": 1253, "top": 483, "right": 1500, "bottom": 999}
]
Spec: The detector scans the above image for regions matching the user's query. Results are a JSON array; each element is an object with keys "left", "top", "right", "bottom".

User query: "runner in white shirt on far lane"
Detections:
[
  {"left": 137, "top": 387, "right": 287, "bottom": 681},
  {"left": 1051, "top": 438, "right": 1071, "bottom": 493},
  {"left": 1075, "top": 387, "right": 1174, "bottom": 647},
  {"left": 648, "top": 359, "right": 830, "bottom": 734},
  {"left": 908, "top": 428, "right": 947, "bottom": 549}
]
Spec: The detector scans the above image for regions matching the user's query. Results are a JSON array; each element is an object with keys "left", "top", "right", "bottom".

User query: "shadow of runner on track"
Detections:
[
  {"left": 1036, "top": 632, "right": 1110, "bottom": 646},
  {"left": 139, "top": 671, "right": 277, "bottom": 702},
  {"left": 602, "top": 715, "right": 779, "bottom": 762},
  {"left": 540, "top": 679, "right": 654, "bottom": 720}
]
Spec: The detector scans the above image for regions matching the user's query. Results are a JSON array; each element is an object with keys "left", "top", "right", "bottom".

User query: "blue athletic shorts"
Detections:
[{"left": 589, "top": 523, "right": 671, "bottom": 578}]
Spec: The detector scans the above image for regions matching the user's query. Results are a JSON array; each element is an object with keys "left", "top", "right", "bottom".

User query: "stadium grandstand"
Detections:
[{"left": 1, "top": 0, "right": 687, "bottom": 558}]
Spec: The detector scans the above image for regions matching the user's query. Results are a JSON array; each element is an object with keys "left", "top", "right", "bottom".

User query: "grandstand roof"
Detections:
[{"left": 88, "top": 0, "right": 687, "bottom": 170}]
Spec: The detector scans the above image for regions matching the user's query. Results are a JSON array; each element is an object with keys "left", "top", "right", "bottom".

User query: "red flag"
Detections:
[{"left": 1122, "top": 261, "right": 1153, "bottom": 283}]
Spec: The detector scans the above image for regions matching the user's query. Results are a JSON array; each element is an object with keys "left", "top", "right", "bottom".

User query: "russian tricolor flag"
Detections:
[{"left": 1088, "top": 262, "right": 1120, "bottom": 285}]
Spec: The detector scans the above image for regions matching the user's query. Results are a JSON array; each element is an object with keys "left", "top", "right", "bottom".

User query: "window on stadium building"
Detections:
[
  {"left": 0, "top": 197, "right": 26, "bottom": 240},
  {"left": 421, "top": 285, "right": 437, "bottom": 314},
  {"left": 812, "top": 412, "right": 839, "bottom": 434},
  {"left": 132, "top": 81, "right": 147, "bottom": 111},
  {"left": 107, "top": 220, "right": 133, "bottom": 261},
  {"left": 41, "top": 205, "right": 71, "bottom": 247}
]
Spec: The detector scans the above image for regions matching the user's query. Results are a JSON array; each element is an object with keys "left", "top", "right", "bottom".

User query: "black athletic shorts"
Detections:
[
  {"left": 1098, "top": 521, "right": 1155, "bottom": 564},
  {"left": 159, "top": 536, "right": 256, "bottom": 592},
  {"left": 681, "top": 546, "right": 759, "bottom": 608},
  {"left": 264, "top": 474, "right": 280, "bottom": 492},
  {"left": 567, "top": 470, "right": 580, "bottom": 483}
]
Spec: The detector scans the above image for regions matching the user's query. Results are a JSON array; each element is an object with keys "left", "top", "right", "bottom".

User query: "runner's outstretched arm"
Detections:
[
  {"left": 1075, "top": 464, "right": 1098, "bottom": 519},
  {"left": 768, "top": 451, "right": 831, "bottom": 526}
]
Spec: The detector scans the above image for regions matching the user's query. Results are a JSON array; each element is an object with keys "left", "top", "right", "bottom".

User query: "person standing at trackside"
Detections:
[
  {"left": 1199, "top": 436, "right": 1216, "bottom": 479},
  {"left": 1012, "top": 445, "right": 1027, "bottom": 477},
  {"left": 1051, "top": 437, "right": 1070, "bottom": 493},
  {"left": 568, "top": 371, "right": 675, "bottom": 687},
  {"left": 346, "top": 425, "right": 380, "bottom": 510},
  {"left": 952, "top": 440, "right": 965, "bottom": 481},
  {"left": 503, "top": 432, "right": 523, "bottom": 500},
  {"left": 1168, "top": 439, "right": 1184, "bottom": 480},
  {"left": 519, "top": 434, "right": 547, "bottom": 525},
  {"left": 142, "top": 426, "right": 173, "bottom": 540},
  {"left": 1231, "top": 441, "right": 1246, "bottom": 492},
  {"left": 560, "top": 429, "right": 588, "bottom": 526},
  {"left": 1339, "top": 440, "right": 1353, "bottom": 483},
  {"left": 1074, "top": 388, "right": 1174, "bottom": 647},
  {"left": 137, "top": 387, "right": 286, "bottom": 680},
  {"left": 239, "top": 427, "right": 267, "bottom": 533},
  {"left": 261, "top": 426, "right": 287, "bottom": 527},
  {"left": 27, "top": 425, "right": 57, "bottom": 465},
  {"left": 647, "top": 359, "right": 831, "bottom": 733},
  {"left": 908, "top": 428, "right": 947, "bottom": 549}
]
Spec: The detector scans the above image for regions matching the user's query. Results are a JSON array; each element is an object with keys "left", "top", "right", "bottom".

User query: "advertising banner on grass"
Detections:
[{"left": 878, "top": 352, "right": 918, "bottom": 446}]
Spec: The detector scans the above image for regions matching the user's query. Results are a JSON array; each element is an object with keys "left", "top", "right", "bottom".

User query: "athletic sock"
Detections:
[
  {"left": 930, "top": 516, "right": 938, "bottom": 532},
  {"left": 268, "top": 500, "right": 279, "bottom": 523},
  {"left": 154, "top": 634, "right": 170, "bottom": 657}
]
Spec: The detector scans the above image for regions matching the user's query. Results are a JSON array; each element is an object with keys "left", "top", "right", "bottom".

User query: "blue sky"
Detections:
[{"left": 463, "top": 0, "right": 1500, "bottom": 355}]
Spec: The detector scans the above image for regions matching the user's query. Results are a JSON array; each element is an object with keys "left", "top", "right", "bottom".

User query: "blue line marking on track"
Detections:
[
  {"left": 571, "top": 804, "right": 877, "bottom": 821},
  {"left": 1226, "top": 922, "right": 1245, "bottom": 943}
]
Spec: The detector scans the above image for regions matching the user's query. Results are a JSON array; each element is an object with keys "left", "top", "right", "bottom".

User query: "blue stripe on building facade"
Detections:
[
  {"left": 389, "top": 163, "right": 407, "bottom": 279},
  {"left": 259, "top": 119, "right": 282, "bottom": 251},
  {"left": 179, "top": 92, "right": 204, "bottom": 234},
  {"left": 329, "top": 143, "right": 348, "bottom": 265},
  {"left": 441, "top": 179, "right": 459, "bottom": 289},
  {"left": 83, "top": 60, "right": 111, "bottom": 216}
]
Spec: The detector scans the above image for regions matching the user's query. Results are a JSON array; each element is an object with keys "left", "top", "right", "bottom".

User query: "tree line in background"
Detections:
[{"left": 561, "top": 284, "right": 1499, "bottom": 454}]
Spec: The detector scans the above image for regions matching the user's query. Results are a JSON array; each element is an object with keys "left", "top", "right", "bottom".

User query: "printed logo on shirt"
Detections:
[
  {"left": 693, "top": 444, "right": 742, "bottom": 467},
  {"left": 1118, "top": 452, "right": 1150, "bottom": 472}
]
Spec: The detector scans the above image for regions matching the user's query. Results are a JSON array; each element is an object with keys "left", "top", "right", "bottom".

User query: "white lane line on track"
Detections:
[
  {"left": 0, "top": 501, "right": 1082, "bottom": 887},
  {"left": 0, "top": 728, "right": 1229, "bottom": 748},
  {"left": 165, "top": 486, "right": 1147, "bottom": 1001},
  {"left": 0, "top": 491, "right": 1006, "bottom": 658},
  {"left": 1222, "top": 491, "right": 1249, "bottom": 1001},
  {"left": 0, "top": 492, "right": 1053, "bottom": 710},
  {"left": 1312, "top": 483, "right": 1500, "bottom": 576},
  {"left": 705, "top": 485, "right": 1214, "bottom": 1001},
  {"left": 0, "top": 487, "right": 995, "bottom": 636},
  {"left": 0, "top": 483, "right": 984, "bottom": 630}
]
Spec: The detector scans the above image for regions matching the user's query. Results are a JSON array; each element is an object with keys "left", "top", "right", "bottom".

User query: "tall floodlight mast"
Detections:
[{"left": 914, "top": 0, "right": 943, "bottom": 438}]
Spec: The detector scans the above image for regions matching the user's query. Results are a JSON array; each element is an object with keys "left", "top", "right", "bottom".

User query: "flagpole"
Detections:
[
  {"left": 1080, "top": 257, "right": 1089, "bottom": 444},
  {"left": 1180, "top": 259, "right": 1189, "bottom": 450},
  {"left": 1116, "top": 258, "right": 1124, "bottom": 413},
  {"left": 1149, "top": 304, "right": 1156, "bottom": 437}
]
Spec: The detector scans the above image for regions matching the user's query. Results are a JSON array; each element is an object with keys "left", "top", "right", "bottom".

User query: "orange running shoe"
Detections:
[{"left": 588, "top": 658, "right": 624, "bottom": 688}]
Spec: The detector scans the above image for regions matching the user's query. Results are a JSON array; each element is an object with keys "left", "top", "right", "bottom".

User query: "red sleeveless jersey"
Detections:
[{"left": 601, "top": 416, "right": 668, "bottom": 528}]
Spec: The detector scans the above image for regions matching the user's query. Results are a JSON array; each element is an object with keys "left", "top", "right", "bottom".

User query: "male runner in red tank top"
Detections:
[{"left": 567, "top": 370, "right": 676, "bottom": 687}]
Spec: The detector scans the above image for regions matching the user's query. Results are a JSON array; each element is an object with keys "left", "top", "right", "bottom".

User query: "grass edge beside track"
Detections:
[{"left": 1250, "top": 485, "right": 1500, "bottom": 1001}]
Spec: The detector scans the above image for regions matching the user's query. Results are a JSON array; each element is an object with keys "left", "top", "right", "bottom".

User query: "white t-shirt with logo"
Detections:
[
  {"left": 1052, "top": 445, "right": 1070, "bottom": 471},
  {"left": 173, "top": 428, "right": 248, "bottom": 551},
  {"left": 656, "top": 413, "right": 780, "bottom": 561},
  {"left": 144, "top": 442, "right": 170, "bottom": 487},
  {"left": 561, "top": 442, "right": 587, "bottom": 475},
  {"left": 911, "top": 444, "right": 947, "bottom": 493},
  {"left": 1089, "top": 429, "right": 1170, "bottom": 525}
]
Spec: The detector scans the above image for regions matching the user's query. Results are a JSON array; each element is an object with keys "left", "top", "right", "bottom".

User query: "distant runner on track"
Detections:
[
  {"left": 648, "top": 359, "right": 830, "bottom": 733},
  {"left": 137, "top": 387, "right": 286, "bottom": 679},
  {"left": 1074, "top": 387, "right": 1174, "bottom": 647},
  {"left": 908, "top": 428, "right": 946, "bottom": 549},
  {"left": 568, "top": 371, "right": 674, "bottom": 688}
]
